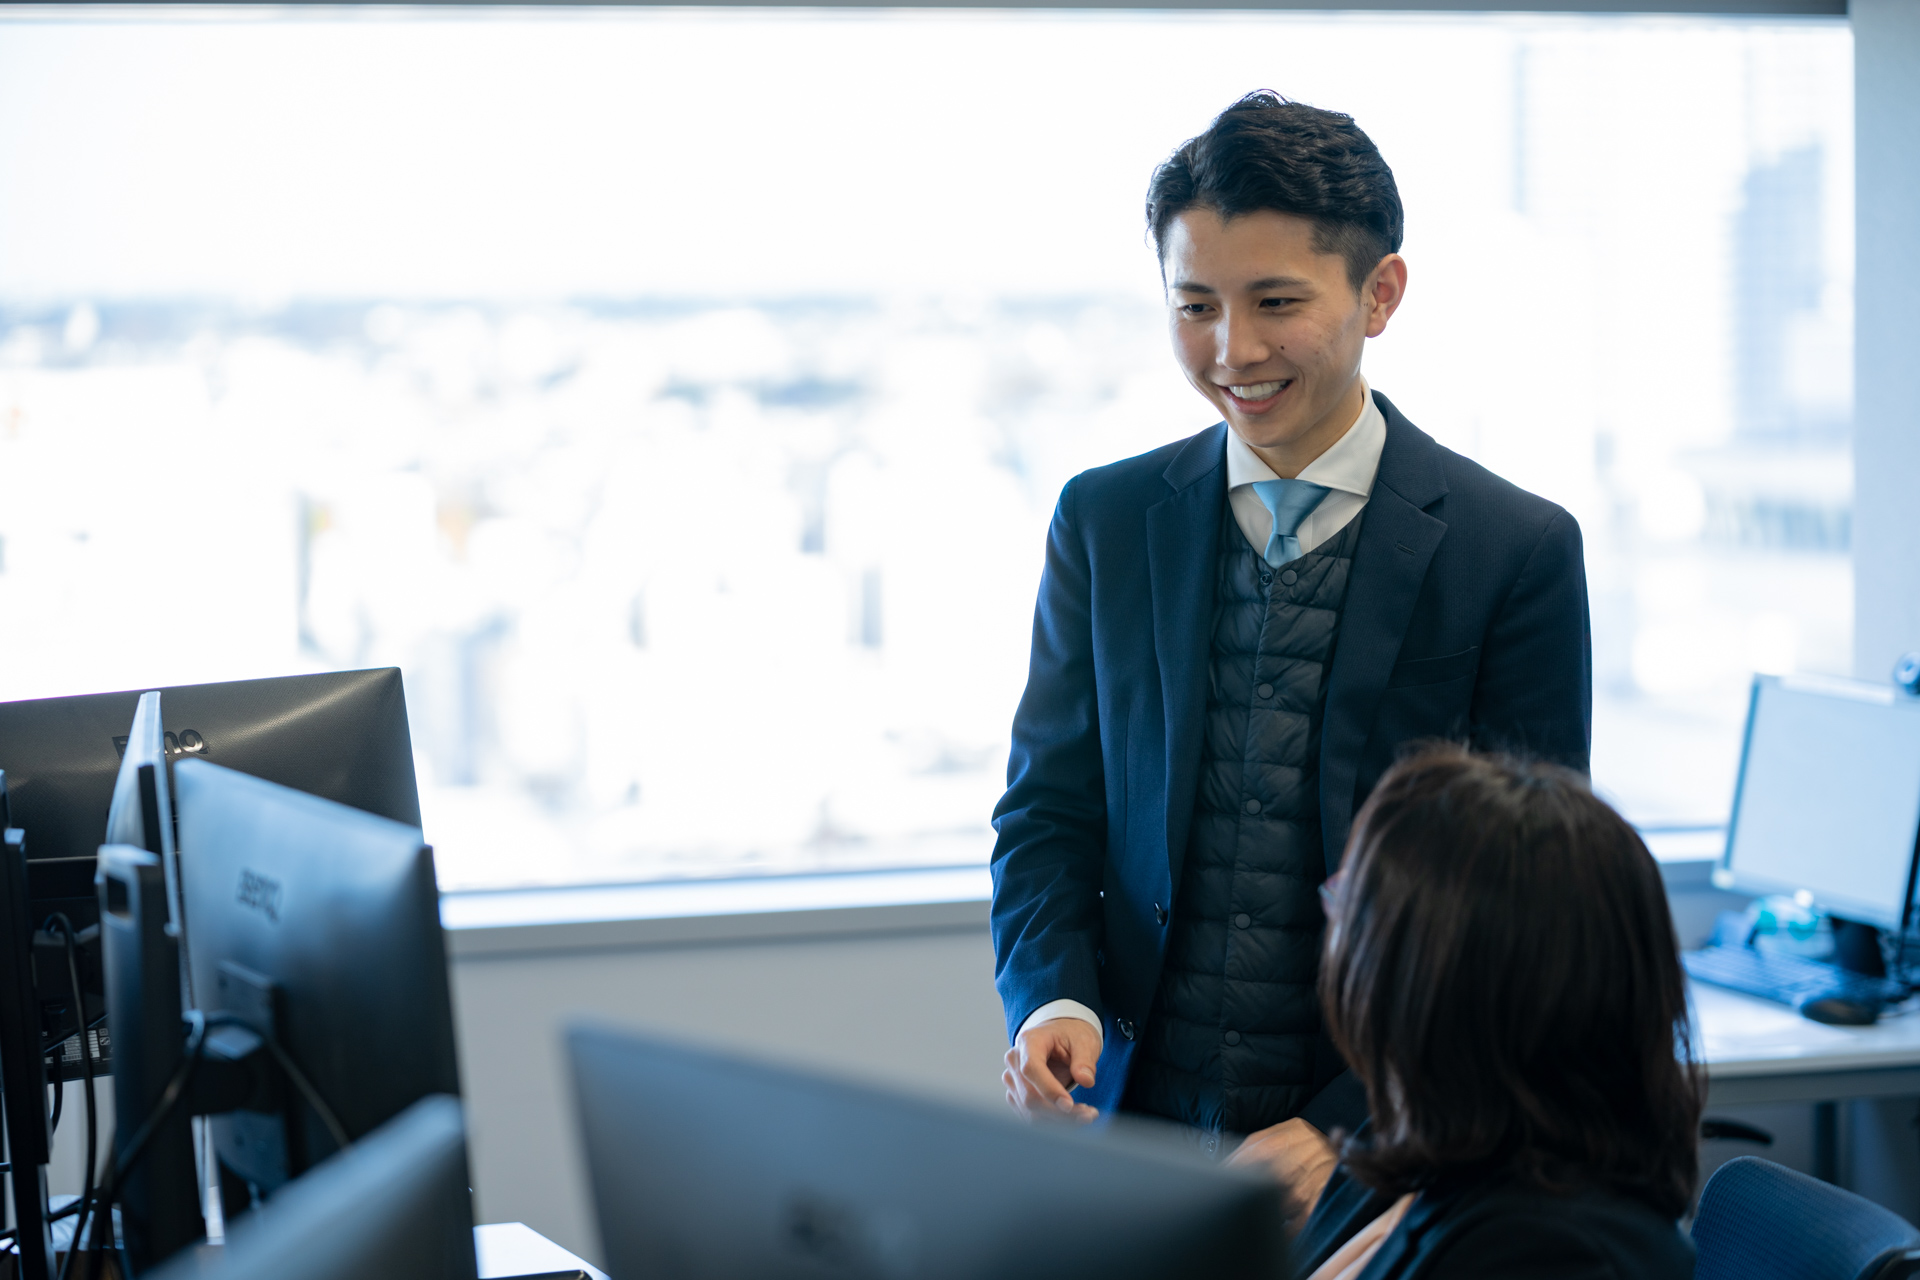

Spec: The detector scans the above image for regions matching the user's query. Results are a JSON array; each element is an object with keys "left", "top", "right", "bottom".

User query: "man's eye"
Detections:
[
  {"left": 1260, "top": 297, "right": 1294, "bottom": 309},
  {"left": 1180, "top": 303, "right": 1212, "bottom": 316}
]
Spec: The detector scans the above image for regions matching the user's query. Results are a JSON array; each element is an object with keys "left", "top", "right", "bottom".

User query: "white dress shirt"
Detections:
[{"left": 1017, "top": 383, "right": 1389, "bottom": 1049}]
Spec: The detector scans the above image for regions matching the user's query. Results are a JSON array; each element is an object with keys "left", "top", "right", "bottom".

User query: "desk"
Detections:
[
  {"left": 1696, "top": 979, "right": 1920, "bottom": 1185},
  {"left": 1696, "top": 980, "right": 1920, "bottom": 1106},
  {"left": 476, "top": 1222, "right": 608, "bottom": 1280}
]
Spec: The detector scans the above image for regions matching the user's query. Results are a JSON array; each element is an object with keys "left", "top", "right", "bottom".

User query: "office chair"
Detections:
[{"left": 1693, "top": 1156, "right": 1920, "bottom": 1280}]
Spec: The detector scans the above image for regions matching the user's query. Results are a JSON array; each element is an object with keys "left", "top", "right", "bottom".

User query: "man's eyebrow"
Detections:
[{"left": 1169, "top": 276, "right": 1313, "bottom": 293}]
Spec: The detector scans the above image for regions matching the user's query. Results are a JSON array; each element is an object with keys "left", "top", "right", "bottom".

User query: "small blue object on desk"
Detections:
[{"left": 476, "top": 1222, "right": 607, "bottom": 1280}]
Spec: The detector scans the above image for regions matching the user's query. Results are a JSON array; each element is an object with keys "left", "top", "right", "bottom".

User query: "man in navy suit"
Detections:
[{"left": 992, "top": 93, "right": 1590, "bottom": 1214}]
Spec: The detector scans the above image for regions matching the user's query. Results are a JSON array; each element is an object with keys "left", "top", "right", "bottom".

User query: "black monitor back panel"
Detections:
[
  {"left": 0, "top": 667, "right": 419, "bottom": 863},
  {"left": 568, "top": 1023, "right": 1287, "bottom": 1280},
  {"left": 173, "top": 758, "right": 460, "bottom": 1185},
  {"left": 145, "top": 1095, "right": 477, "bottom": 1280}
]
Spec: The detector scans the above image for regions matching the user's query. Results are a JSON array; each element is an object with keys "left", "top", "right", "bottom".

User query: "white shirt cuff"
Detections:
[{"left": 1018, "top": 999, "right": 1105, "bottom": 1047}]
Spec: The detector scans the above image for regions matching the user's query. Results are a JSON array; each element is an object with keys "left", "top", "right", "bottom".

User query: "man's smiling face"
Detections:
[{"left": 1163, "top": 207, "right": 1404, "bottom": 477}]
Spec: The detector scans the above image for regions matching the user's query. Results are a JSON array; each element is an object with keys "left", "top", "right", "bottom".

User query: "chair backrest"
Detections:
[{"left": 1694, "top": 1157, "right": 1920, "bottom": 1280}]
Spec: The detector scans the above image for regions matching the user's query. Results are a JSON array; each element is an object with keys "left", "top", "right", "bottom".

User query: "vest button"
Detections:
[
  {"left": 1234, "top": 912, "right": 1251, "bottom": 929},
  {"left": 1259, "top": 573, "right": 1273, "bottom": 587},
  {"left": 1256, "top": 682, "right": 1273, "bottom": 698},
  {"left": 1281, "top": 569, "right": 1298, "bottom": 586},
  {"left": 1243, "top": 798, "right": 1262, "bottom": 815},
  {"left": 1223, "top": 1030, "right": 1242, "bottom": 1047},
  {"left": 1118, "top": 1019, "right": 1136, "bottom": 1041},
  {"left": 1153, "top": 903, "right": 1167, "bottom": 926}
]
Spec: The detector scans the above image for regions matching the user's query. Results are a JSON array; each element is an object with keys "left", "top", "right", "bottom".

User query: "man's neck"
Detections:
[{"left": 1244, "top": 376, "right": 1367, "bottom": 480}]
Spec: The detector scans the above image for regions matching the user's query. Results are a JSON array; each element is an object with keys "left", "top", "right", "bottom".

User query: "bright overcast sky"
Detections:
[{"left": 0, "top": 9, "right": 1581, "bottom": 302}]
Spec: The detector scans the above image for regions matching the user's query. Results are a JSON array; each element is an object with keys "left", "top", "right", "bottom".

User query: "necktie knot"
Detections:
[{"left": 1249, "top": 478, "right": 1331, "bottom": 568}]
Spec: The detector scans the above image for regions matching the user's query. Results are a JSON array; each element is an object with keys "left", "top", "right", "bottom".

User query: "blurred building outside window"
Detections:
[{"left": 0, "top": 11, "right": 1852, "bottom": 889}]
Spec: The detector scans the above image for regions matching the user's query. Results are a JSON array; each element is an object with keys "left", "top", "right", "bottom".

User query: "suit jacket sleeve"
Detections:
[
  {"left": 1469, "top": 507, "right": 1592, "bottom": 772},
  {"left": 990, "top": 476, "right": 1108, "bottom": 1042}
]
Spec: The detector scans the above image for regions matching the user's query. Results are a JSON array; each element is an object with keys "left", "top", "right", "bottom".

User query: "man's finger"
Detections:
[
  {"left": 1006, "top": 1044, "right": 1073, "bottom": 1116},
  {"left": 1015, "top": 1029, "right": 1083, "bottom": 1112},
  {"left": 1042, "top": 1020, "right": 1100, "bottom": 1090}
]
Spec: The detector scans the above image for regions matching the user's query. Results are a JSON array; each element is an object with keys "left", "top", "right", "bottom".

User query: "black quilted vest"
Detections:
[{"left": 1122, "top": 510, "right": 1362, "bottom": 1139}]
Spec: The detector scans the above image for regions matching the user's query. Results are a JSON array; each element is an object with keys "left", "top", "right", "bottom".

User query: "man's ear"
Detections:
[{"left": 1362, "top": 254, "right": 1409, "bottom": 338}]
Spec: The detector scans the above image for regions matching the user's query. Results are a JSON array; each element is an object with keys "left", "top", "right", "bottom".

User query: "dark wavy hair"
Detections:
[
  {"left": 1146, "top": 91, "right": 1404, "bottom": 291},
  {"left": 1321, "top": 746, "right": 1702, "bottom": 1219}
]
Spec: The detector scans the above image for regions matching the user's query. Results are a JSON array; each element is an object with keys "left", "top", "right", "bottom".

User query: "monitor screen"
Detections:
[{"left": 1719, "top": 675, "right": 1920, "bottom": 930}]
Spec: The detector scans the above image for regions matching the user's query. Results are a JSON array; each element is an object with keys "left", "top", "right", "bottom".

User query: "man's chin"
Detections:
[{"left": 1226, "top": 415, "right": 1312, "bottom": 451}]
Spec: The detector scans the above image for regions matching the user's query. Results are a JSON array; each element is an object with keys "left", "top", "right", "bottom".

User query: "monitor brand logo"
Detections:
[
  {"left": 237, "top": 869, "right": 283, "bottom": 923},
  {"left": 111, "top": 730, "right": 209, "bottom": 760}
]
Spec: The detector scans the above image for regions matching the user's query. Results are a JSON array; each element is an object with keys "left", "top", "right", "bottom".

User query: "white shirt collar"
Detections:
[{"left": 1223, "top": 380, "right": 1386, "bottom": 498}]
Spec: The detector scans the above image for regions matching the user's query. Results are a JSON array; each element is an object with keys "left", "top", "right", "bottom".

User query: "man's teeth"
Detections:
[{"left": 1228, "top": 380, "right": 1288, "bottom": 400}]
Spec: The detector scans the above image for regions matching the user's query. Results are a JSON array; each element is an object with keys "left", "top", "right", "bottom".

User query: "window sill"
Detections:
[
  {"left": 440, "top": 864, "right": 992, "bottom": 959},
  {"left": 439, "top": 829, "right": 1724, "bottom": 960}
]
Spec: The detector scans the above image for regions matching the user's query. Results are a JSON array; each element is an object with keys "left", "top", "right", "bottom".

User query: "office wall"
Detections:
[{"left": 1853, "top": 0, "right": 1920, "bottom": 680}]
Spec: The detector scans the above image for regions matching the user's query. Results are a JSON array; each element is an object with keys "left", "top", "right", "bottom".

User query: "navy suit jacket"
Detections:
[{"left": 989, "top": 393, "right": 1591, "bottom": 1117}]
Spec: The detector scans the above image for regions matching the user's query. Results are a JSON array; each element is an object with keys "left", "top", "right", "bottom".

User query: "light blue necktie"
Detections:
[{"left": 1249, "top": 478, "right": 1331, "bottom": 568}]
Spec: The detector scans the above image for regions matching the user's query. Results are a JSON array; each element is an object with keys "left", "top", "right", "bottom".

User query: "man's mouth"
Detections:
[{"left": 1221, "top": 379, "right": 1292, "bottom": 410}]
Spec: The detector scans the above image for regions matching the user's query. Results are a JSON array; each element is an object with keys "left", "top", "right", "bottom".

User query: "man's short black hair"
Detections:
[{"left": 1146, "top": 91, "right": 1404, "bottom": 292}]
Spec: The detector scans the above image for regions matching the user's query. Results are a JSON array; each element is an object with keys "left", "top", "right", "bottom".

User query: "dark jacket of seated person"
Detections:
[{"left": 1288, "top": 747, "right": 1701, "bottom": 1280}]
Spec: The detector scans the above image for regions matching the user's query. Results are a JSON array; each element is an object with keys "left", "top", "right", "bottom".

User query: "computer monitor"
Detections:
[
  {"left": 97, "top": 843, "right": 205, "bottom": 1272},
  {"left": 567, "top": 1024, "right": 1288, "bottom": 1280},
  {"left": 1715, "top": 674, "right": 1920, "bottom": 932},
  {"left": 173, "top": 758, "right": 461, "bottom": 1205},
  {"left": 0, "top": 667, "right": 420, "bottom": 864},
  {"left": 144, "top": 1095, "right": 478, "bottom": 1280}
]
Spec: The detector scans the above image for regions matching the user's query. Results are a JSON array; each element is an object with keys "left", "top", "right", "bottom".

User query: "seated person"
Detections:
[{"left": 1245, "top": 745, "right": 1700, "bottom": 1279}]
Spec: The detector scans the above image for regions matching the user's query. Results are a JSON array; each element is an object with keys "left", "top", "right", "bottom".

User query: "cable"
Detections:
[
  {"left": 55, "top": 1012, "right": 351, "bottom": 1280},
  {"left": 44, "top": 915, "right": 98, "bottom": 1280},
  {"left": 48, "top": 1070, "right": 64, "bottom": 1133},
  {"left": 63, "top": 1012, "right": 210, "bottom": 1280}
]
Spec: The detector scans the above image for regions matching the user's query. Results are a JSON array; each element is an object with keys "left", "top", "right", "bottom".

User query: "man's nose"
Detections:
[{"left": 1217, "top": 309, "right": 1269, "bottom": 370}]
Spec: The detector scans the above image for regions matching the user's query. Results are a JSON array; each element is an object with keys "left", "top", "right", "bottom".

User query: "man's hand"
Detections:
[
  {"left": 1002, "top": 1018, "right": 1101, "bottom": 1123},
  {"left": 1226, "top": 1118, "right": 1339, "bottom": 1232}
]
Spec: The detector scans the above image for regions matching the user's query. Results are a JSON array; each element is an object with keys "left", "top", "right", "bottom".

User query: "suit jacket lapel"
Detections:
[
  {"left": 1147, "top": 424, "right": 1226, "bottom": 888},
  {"left": 1319, "top": 396, "right": 1449, "bottom": 873}
]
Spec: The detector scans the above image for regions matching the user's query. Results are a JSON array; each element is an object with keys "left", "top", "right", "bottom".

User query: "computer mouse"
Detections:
[{"left": 1798, "top": 993, "right": 1882, "bottom": 1026}]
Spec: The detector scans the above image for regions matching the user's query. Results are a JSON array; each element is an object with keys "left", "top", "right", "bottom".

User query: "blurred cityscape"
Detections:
[{"left": 0, "top": 13, "right": 1852, "bottom": 888}]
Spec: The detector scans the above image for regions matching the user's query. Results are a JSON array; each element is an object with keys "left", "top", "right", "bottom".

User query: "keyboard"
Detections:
[{"left": 1684, "top": 944, "right": 1908, "bottom": 1009}]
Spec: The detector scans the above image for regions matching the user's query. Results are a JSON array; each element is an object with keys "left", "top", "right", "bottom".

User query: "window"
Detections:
[{"left": 0, "top": 10, "right": 1850, "bottom": 888}]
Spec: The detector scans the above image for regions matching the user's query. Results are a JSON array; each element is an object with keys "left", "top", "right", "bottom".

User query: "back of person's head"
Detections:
[
  {"left": 1322, "top": 746, "right": 1702, "bottom": 1218},
  {"left": 1145, "top": 91, "right": 1404, "bottom": 291}
]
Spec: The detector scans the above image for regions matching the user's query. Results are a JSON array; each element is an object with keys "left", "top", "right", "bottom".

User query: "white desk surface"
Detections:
[{"left": 1693, "top": 979, "right": 1920, "bottom": 1104}]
